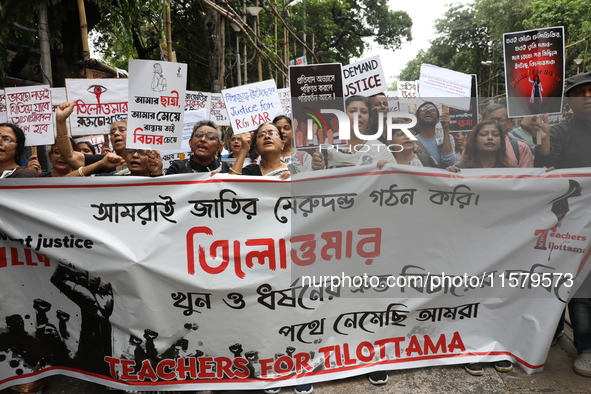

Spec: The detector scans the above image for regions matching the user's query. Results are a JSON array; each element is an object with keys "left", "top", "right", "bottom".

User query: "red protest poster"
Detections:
[{"left": 503, "top": 26, "right": 564, "bottom": 117}]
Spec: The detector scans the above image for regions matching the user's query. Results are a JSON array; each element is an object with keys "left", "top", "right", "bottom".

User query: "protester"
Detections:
[
  {"left": 0, "top": 123, "right": 38, "bottom": 178},
  {"left": 452, "top": 131, "right": 467, "bottom": 166},
  {"left": 166, "top": 120, "right": 231, "bottom": 175},
  {"left": 534, "top": 71, "right": 591, "bottom": 377},
  {"left": 413, "top": 101, "right": 455, "bottom": 168},
  {"left": 447, "top": 120, "right": 512, "bottom": 172},
  {"left": 55, "top": 101, "right": 129, "bottom": 175},
  {"left": 368, "top": 92, "right": 389, "bottom": 143},
  {"left": 481, "top": 103, "right": 534, "bottom": 168},
  {"left": 76, "top": 140, "right": 96, "bottom": 155},
  {"left": 39, "top": 143, "right": 76, "bottom": 177},
  {"left": 231, "top": 123, "right": 293, "bottom": 179},
  {"left": 273, "top": 115, "right": 312, "bottom": 172},
  {"left": 312, "top": 95, "right": 395, "bottom": 169},
  {"left": 389, "top": 129, "right": 438, "bottom": 167},
  {"left": 222, "top": 134, "right": 253, "bottom": 167},
  {"left": 447, "top": 120, "right": 515, "bottom": 376}
]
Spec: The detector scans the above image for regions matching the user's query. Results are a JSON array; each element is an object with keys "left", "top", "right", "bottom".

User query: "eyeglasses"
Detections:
[
  {"left": 126, "top": 149, "right": 147, "bottom": 156},
  {"left": 257, "top": 130, "right": 280, "bottom": 139},
  {"left": 489, "top": 117, "right": 509, "bottom": 123},
  {"left": 50, "top": 150, "right": 62, "bottom": 157},
  {"left": 193, "top": 132, "right": 219, "bottom": 141},
  {"left": 230, "top": 136, "right": 242, "bottom": 142},
  {"left": 0, "top": 136, "right": 16, "bottom": 145},
  {"left": 419, "top": 106, "right": 438, "bottom": 113}
]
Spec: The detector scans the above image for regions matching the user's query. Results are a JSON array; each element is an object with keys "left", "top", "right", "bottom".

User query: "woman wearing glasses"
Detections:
[
  {"left": 231, "top": 123, "right": 293, "bottom": 179},
  {"left": 0, "top": 123, "right": 38, "bottom": 178},
  {"left": 166, "top": 120, "right": 231, "bottom": 175}
]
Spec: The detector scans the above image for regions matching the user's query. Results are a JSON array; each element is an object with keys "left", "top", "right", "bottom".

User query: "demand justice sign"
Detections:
[
  {"left": 342, "top": 55, "right": 386, "bottom": 97},
  {"left": 503, "top": 26, "right": 565, "bottom": 117},
  {"left": 127, "top": 59, "right": 187, "bottom": 150}
]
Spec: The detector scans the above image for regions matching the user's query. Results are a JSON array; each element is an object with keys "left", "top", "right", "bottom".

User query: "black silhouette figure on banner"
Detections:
[
  {"left": 50, "top": 262, "right": 114, "bottom": 376},
  {"left": 550, "top": 179, "right": 582, "bottom": 223}
]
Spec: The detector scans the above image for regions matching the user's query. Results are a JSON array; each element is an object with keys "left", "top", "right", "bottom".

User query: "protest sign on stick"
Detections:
[
  {"left": 277, "top": 88, "right": 292, "bottom": 119},
  {"left": 449, "top": 75, "right": 479, "bottom": 132},
  {"left": 419, "top": 64, "right": 472, "bottom": 111},
  {"left": 65, "top": 79, "right": 128, "bottom": 136},
  {"left": 221, "top": 80, "right": 282, "bottom": 134},
  {"left": 5, "top": 85, "right": 53, "bottom": 146},
  {"left": 342, "top": 55, "right": 387, "bottom": 98},
  {"left": 290, "top": 63, "right": 345, "bottom": 147},
  {"left": 127, "top": 59, "right": 187, "bottom": 150},
  {"left": 0, "top": 90, "right": 6, "bottom": 123},
  {"left": 210, "top": 93, "right": 230, "bottom": 126},
  {"left": 185, "top": 91, "right": 211, "bottom": 113},
  {"left": 503, "top": 26, "right": 565, "bottom": 117}
]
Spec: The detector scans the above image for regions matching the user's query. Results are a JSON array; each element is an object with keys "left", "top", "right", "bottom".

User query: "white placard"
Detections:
[
  {"left": 342, "top": 55, "right": 387, "bottom": 97},
  {"left": 65, "top": 79, "right": 128, "bottom": 136},
  {"left": 419, "top": 64, "right": 472, "bottom": 110},
  {"left": 5, "top": 85, "right": 53, "bottom": 146},
  {"left": 210, "top": 93, "right": 230, "bottom": 126},
  {"left": 185, "top": 91, "right": 211, "bottom": 114},
  {"left": 277, "top": 88, "right": 292, "bottom": 119},
  {"left": 221, "top": 79, "right": 282, "bottom": 133},
  {"left": 127, "top": 59, "right": 187, "bottom": 150}
]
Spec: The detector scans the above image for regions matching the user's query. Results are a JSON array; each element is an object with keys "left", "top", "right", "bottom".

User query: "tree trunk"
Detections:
[{"left": 203, "top": 0, "right": 225, "bottom": 92}]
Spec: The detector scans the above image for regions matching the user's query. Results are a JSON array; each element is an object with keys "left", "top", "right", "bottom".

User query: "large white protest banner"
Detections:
[
  {"left": 419, "top": 64, "right": 472, "bottom": 111},
  {"left": 222, "top": 79, "right": 282, "bottom": 134},
  {"left": 0, "top": 166, "right": 589, "bottom": 391},
  {"left": 65, "top": 78, "right": 128, "bottom": 136},
  {"left": 342, "top": 55, "right": 386, "bottom": 97},
  {"left": 5, "top": 85, "right": 53, "bottom": 145},
  {"left": 127, "top": 59, "right": 187, "bottom": 150}
]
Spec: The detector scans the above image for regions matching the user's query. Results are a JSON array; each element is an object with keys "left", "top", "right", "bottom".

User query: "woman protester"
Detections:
[
  {"left": 447, "top": 120, "right": 512, "bottom": 172},
  {"left": 273, "top": 115, "right": 312, "bottom": 172},
  {"left": 312, "top": 96, "right": 394, "bottom": 170},
  {"left": 231, "top": 123, "right": 294, "bottom": 179},
  {"left": 0, "top": 123, "right": 38, "bottom": 178},
  {"left": 446, "top": 120, "right": 514, "bottom": 376},
  {"left": 389, "top": 129, "right": 438, "bottom": 167},
  {"left": 39, "top": 143, "right": 77, "bottom": 177}
]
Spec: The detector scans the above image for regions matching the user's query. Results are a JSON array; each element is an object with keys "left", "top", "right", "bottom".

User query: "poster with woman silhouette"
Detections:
[{"left": 503, "top": 26, "right": 564, "bottom": 117}]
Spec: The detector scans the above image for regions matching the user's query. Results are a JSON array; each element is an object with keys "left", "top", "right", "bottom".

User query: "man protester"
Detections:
[
  {"left": 165, "top": 120, "right": 232, "bottom": 175},
  {"left": 55, "top": 101, "right": 128, "bottom": 175},
  {"left": 414, "top": 101, "right": 455, "bottom": 168},
  {"left": 534, "top": 71, "right": 591, "bottom": 377},
  {"left": 481, "top": 103, "right": 534, "bottom": 167}
]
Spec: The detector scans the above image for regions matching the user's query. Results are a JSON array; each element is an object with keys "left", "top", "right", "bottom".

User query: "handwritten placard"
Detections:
[
  {"left": 210, "top": 93, "right": 230, "bottom": 126},
  {"left": 5, "top": 85, "right": 53, "bottom": 146},
  {"left": 277, "top": 88, "right": 292, "bottom": 119},
  {"left": 221, "top": 79, "right": 282, "bottom": 134},
  {"left": 419, "top": 64, "right": 472, "bottom": 111},
  {"left": 65, "top": 79, "right": 129, "bottom": 136},
  {"left": 185, "top": 91, "right": 211, "bottom": 113},
  {"left": 342, "top": 55, "right": 386, "bottom": 97},
  {"left": 0, "top": 90, "right": 6, "bottom": 123},
  {"left": 127, "top": 59, "right": 187, "bottom": 150}
]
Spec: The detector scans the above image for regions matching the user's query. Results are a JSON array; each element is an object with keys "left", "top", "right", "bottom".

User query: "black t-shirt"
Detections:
[
  {"left": 166, "top": 158, "right": 230, "bottom": 175},
  {"left": 83, "top": 154, "right": 113, "bottom": 174}
]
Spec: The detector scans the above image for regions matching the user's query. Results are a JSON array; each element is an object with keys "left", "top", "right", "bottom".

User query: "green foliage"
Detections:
[{"left": 525, "top": 0, "right": 591, "bottom": 74}]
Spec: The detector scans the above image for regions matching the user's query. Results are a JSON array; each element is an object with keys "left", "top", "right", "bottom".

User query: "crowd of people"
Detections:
[{"left": 2, "top": 71, "right": 591, "bottom": 394}]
